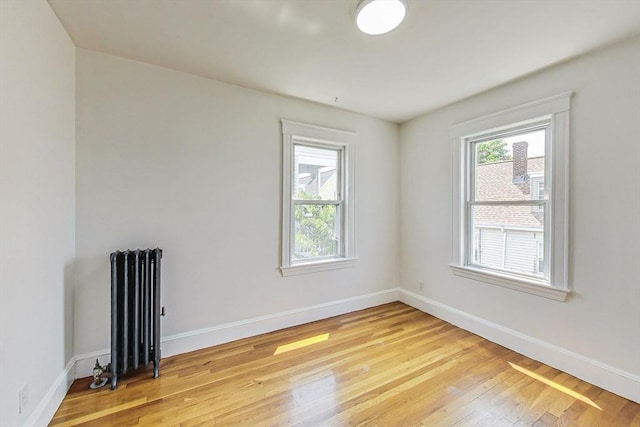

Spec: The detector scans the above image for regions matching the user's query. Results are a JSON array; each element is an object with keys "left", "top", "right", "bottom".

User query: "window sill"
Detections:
[
  {"left": 281, "top": 258, "right": 356, "bottom": 277},
  {"left": 448, "top": 264, "right": 569, "bottom": 301}
]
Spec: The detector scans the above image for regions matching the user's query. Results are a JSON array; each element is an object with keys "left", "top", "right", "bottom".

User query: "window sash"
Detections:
[
  {"left": 291, "top": 200, "right": 344, "bottom": 262},
  {"left": 293, "top": 142, "right": 342, "bottom": 201},
  {"left": 467, "top": 120, "right": 549, "bottom": 203},
  {"left": 464, "top": 122, "right": 551, "bottom": 283},
  {"left": 290, "top": 141, "right": 346, "bottom": 264},
  {"left": 466, "top": 203, "right": 547, "bottom": 280},
  {"left": 469, "top": 200, "right": 546, "bottom": 207},
  {"left": 292, "top": 199, "right": 342, "bottom": 205}
]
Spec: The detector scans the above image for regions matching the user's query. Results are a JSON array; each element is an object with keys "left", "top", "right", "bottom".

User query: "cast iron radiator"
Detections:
[{"left": 110, "top": 248, "right": 163, "bottom": 389}]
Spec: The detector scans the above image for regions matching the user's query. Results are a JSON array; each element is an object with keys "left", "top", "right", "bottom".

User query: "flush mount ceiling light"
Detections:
[{"left": 355, "top": 0, "right": 407, "bottom": 35}]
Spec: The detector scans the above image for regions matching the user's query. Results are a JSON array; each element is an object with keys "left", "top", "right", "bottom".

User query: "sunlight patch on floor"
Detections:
[
  {"left": 274, "top": 333, "right": 330, "bottom": 355},
  {"left": 508, "top": 362, "right": 601, "bottom": 410}
]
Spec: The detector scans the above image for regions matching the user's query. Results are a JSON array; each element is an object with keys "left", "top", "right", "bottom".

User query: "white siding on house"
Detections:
[
  {"left": 475, "top": 227, "right": 543, "bottom": 276},
  {"left": 477, "top": 227, "right": 503, "bottom": 269},
  {"left": 504, "top": 229, "right": 542, "bottom": 275}
]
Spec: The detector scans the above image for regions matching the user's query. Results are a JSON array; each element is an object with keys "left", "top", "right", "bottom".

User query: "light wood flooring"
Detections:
[{"left": 51, "top": 302, "right": 640, "bottom": 426}]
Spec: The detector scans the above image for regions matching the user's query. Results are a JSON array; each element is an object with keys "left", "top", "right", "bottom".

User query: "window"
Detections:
[
  {"left": 281, "top": 120, "right": 356, "bottom": 276},
  {"left": 469, "top": 126, "right": 547, "bottom": 279},
  {"left": 450, "top": 93, "right": 572, "bottom": 301},
  {"left": 293, "top": 145, "right": 340, "bottom": 260}
]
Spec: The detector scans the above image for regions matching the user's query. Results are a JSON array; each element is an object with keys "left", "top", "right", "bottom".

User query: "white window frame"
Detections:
[
  {"left": 280, "top": 120, "right": 356, "bottom": 276},
  {"left": 449, "top": 92, "right": 572, "bottom": 301}
]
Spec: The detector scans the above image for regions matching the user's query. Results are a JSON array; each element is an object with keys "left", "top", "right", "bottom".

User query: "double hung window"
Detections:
[
  {"left": 293, "top": 144, "right": 342, "bottom": 261},
  {"left": 450, "top": 93, "right": 572, "bottom": 300},
  {"left": 467, "top": 122, "right": 548, "bottom": 280},
  {"left": 281, "top": 121, "right": 356, "bottom": 276}
]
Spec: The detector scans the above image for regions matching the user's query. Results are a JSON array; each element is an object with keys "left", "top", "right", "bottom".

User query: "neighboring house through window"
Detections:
[
  {"left": 280, "top": 120, "right": 356, "bottom": 276},
  {"left": 450, "top": 93, "right": 572, "bottom": 301},
  {"left": 530, "top": 171, "right": 545, "bottom": 212}
]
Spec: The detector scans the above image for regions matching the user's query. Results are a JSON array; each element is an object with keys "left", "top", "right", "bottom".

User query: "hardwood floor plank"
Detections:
[
  {"left": 417, "top": 355, "right": 527, "bottom": 426},
  {"left": 50, "top": 302, "right": 640, "bottom": 426}
]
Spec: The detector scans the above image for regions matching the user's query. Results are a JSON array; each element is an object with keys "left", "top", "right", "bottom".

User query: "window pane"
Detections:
[
  {"left": 474, "top": 130, "right": 545, "bottom": 202},
  {"left": 294, "top": 203, "right": 339, "bottom": 260},
  {"left": 294, "top": 145, "right": 339, "bottom": 200},
  {"left": 471, "top": 204, "right": 544, "bottom": 277}
]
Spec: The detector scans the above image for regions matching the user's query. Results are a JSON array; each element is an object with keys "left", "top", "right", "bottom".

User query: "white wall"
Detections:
[
  {"left": 0, "top": 1, "right": 76, "bottom": 425},
  {"left": 400, "top": 36, "right": 640, "bottom": 399},
  {"left": 74, "top": 50, "right": 399, "bottom": 359}
]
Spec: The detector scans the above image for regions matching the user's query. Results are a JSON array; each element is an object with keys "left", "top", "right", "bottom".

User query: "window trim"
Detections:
[
  {"left": 449, "top": 92, "right": 572, "bottom": 301},
  {"left": 280, "top": 120, "right": 356, "bottom": 276}
]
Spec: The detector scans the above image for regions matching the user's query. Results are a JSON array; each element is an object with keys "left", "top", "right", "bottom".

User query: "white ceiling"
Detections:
[{"left": 48, "top": 0, "right": 640, "bottom": 123}]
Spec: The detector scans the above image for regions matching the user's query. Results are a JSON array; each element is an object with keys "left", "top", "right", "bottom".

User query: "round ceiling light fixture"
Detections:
[{"left": 355, "top": 0, "right": 407, "bottom": 36}]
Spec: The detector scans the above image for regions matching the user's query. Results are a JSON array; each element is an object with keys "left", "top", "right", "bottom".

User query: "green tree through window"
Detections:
[
  {"left": 477, "top": 139, "right": 512, "bottom": 164},
  {"left": 294, "top": 191, "right": 338, "bottom": 259}
]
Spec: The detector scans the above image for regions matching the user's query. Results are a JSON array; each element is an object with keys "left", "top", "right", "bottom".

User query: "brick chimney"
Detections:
[{"left": 512, "top": 141, "right": 528, "bottom": 184}]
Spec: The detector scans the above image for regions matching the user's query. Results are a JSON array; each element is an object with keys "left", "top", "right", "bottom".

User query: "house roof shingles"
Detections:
[{"left": 474, "top": 157, "right": 544, "bottom": 229}]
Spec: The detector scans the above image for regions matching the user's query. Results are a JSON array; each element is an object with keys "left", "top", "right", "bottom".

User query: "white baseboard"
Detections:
[
  {"left": 399, "top": 289, "right": 640, "bottom": 404},
  {"left": 161, "top": 288, "right": 400, "bottom": 358},
  {"left": 74, "top": 288, "right": 401, "bottom": 378},
  {"left": 24, "top": 357, "right": 75, "bottom": 427}
]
